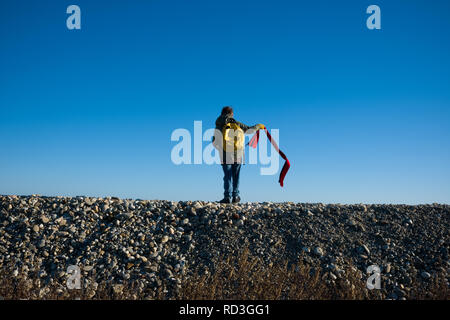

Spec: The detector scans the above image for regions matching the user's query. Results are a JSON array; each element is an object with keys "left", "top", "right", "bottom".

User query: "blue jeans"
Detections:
[{"left": 222, "top": 163, "right": 241, "bottom": 198}]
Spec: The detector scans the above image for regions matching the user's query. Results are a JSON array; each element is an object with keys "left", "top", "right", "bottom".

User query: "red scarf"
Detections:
[{"left": 248, "top": 128, "right": 290, "bottom": 187}]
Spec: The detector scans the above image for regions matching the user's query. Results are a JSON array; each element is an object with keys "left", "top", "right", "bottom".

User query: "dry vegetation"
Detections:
[
  {"left": 1, "top": 248, "right": 447, "bottom": 300},
  {"left": 179, "top": 248, "right": 380, "bottom": 300}
]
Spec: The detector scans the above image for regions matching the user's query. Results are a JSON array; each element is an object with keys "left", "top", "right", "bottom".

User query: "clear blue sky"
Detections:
[{"left": 1, "top": 0, "right": 449, "bottom": 204}]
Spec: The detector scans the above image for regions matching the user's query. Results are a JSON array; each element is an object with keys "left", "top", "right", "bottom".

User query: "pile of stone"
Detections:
[{"left": 0, "top": 195, "right": 448, "bottom": 299}]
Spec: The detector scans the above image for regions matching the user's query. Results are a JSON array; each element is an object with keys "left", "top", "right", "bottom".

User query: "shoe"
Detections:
[
  {"left": 219, "top": 197, "right": 231, "bottom": 204},
  {"left": 232, "top": 196, "right": 241, "bottom": 203}
]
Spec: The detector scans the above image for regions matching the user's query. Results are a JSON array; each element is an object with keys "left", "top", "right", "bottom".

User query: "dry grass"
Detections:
[
  {"left": 408, "top": 273, "right": 450, "bottom": 300},
  {"left": 178, "top": 248, "right": 376, "bottom": 300},
  {"left": 0, "top": 248, "right": 447, "bottom": 300}
]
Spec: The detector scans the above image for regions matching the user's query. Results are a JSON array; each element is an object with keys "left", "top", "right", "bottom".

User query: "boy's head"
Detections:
[{"left": 221, "top": 106, "right": 233, "bottom": 117}]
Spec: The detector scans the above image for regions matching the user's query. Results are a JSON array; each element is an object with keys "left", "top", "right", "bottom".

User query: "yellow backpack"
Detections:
[{"left": 223, "top": 121, "right": 245, "bottom": 152}]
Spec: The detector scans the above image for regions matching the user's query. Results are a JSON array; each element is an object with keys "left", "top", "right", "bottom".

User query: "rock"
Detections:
[
  {"left": 41, "top": 215, "right": 50, "bottom": 224},
  {"left": 57, "top": 218, "right": 67, "bottom": 226},
  {"left": 38, "top": 239, "right": 46, "bottom": 248},
  {"left": 161, "top": 235, "right": 169, "bottom": 244},
  {"left": 32, "top": 225, "right": 40, "bottom": 233},
  {"left": 421, "top": 271, "right": 431, "bottom": 279},
  {"left": 188, "top": 207, "right": 197, "bottom": 216},
  {"left": 385, "top": 264, "right": 391, "bottom": 273},
  {"left": 193, "top": 202, "right": 202, "bottom": 210},
  {"left": 394, "top": 287, "right": 406, "bottom": 298},
  {"left": 361, "top": 244, "right": 370, "bottom": 255},
  {"left": 86, "top": 289, "right": 96, "bottom": 299},
  {"left": 314, "top": 247, "right": 324, "bottom": 257},
  {"left": 165, "top": 269, "right": 173, "bottom": 278},
  {"left": 120, "top": 212, "right": 133, "bottom": 219},
  {"left": 113, "top": 284, "right": 124, "bottom": 295}
]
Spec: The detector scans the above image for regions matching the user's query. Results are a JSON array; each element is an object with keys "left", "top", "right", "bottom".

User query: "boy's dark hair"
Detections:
[{"left": 221, "top": 106, "right": 233, "bottom": 116}]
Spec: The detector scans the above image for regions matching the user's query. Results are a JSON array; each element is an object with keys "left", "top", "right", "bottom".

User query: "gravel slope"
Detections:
[{"left": 0, "top": 195, "right": 448, "bottom": 299}]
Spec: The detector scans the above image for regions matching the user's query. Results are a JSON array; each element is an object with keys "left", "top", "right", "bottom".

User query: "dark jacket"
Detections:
[{"left": 213, "top": 114, "right": 258, "bottom": 164}]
